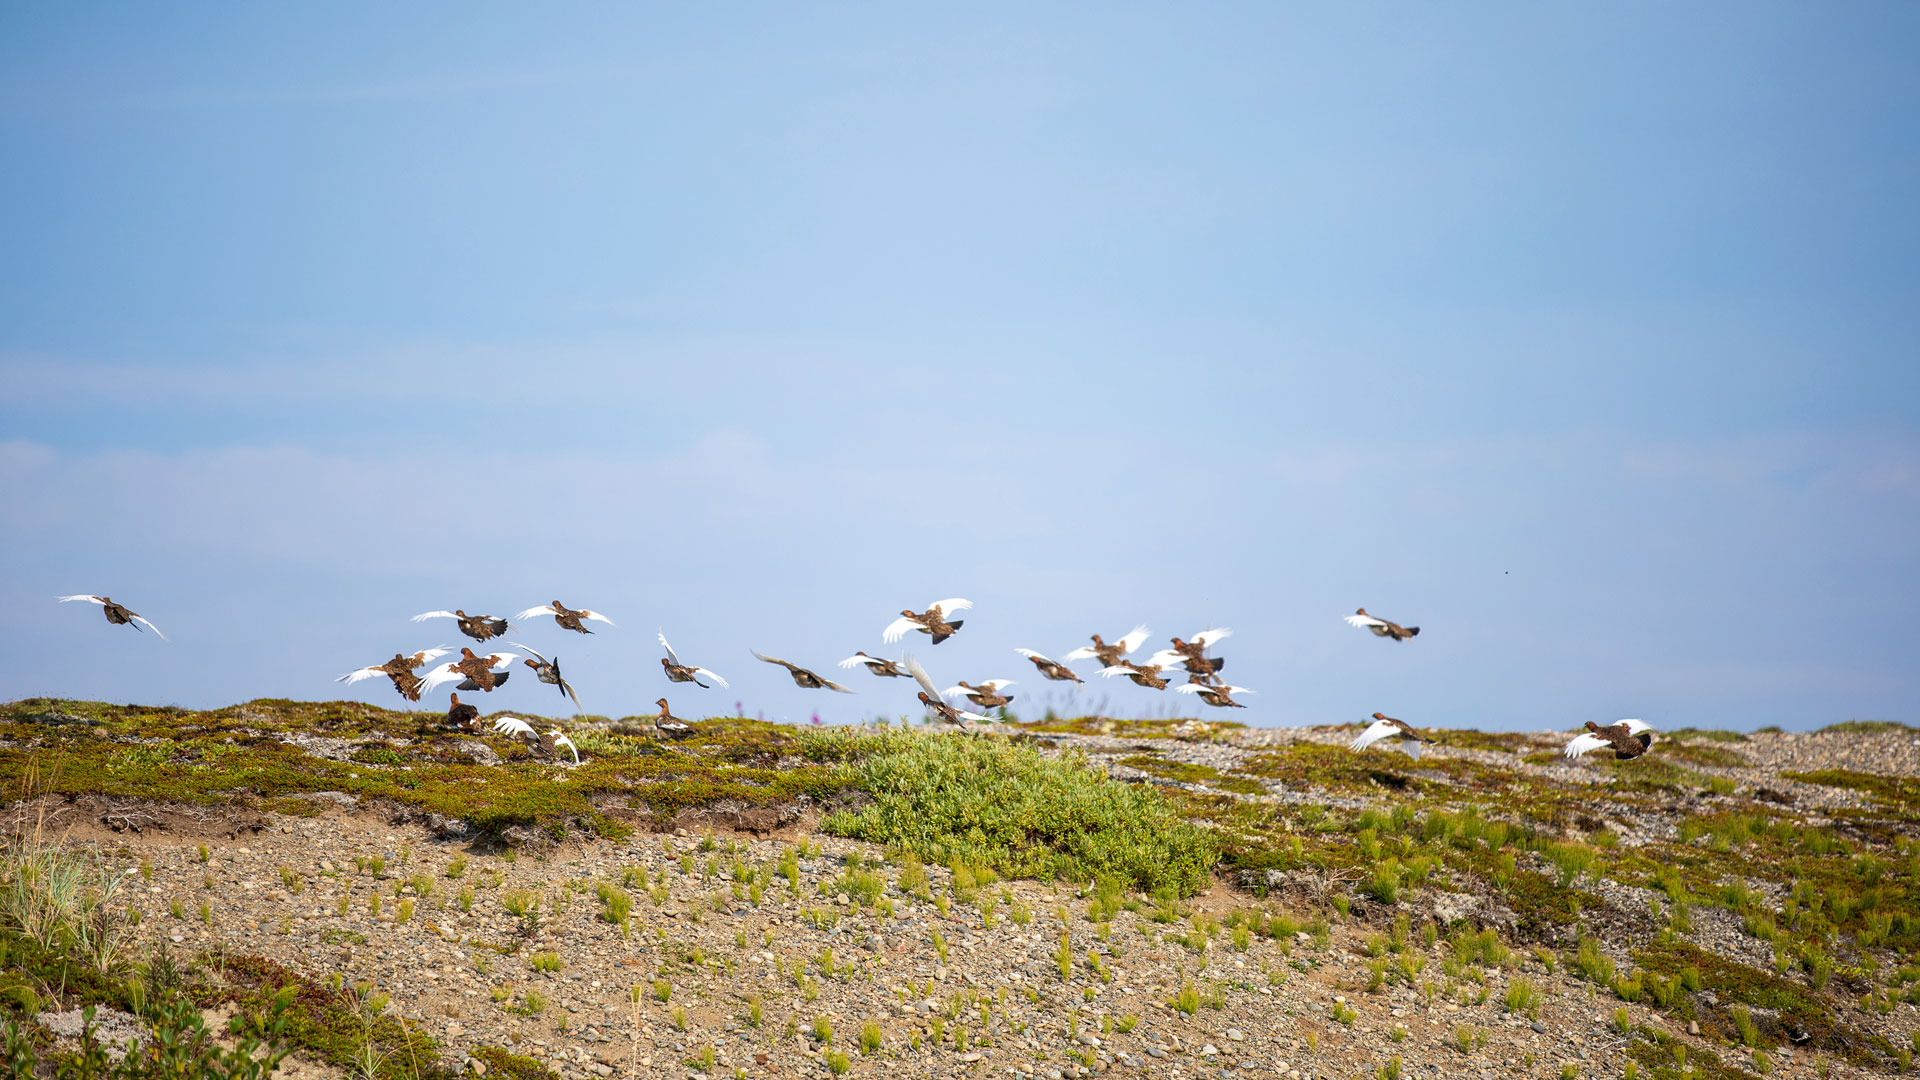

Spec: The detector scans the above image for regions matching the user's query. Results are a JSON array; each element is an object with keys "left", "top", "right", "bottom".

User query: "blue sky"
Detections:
[{"left": 3, "top": 4, "right": 1916, "bottom": 731}]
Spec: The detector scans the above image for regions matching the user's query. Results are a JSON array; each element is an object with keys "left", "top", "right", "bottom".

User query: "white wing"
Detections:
[
  {"left": 510, "top": 642, "right": 550, "bottom": 665},
  {"left": 904, "top": 654, "right": 942, "bottom": 700},
  {"left": 956, "top": 706, "right": 995, "bottom": 723},
  {"left": 418, "top": 662, "right": 461, "bottom": 696},
  {"left": 1142, "top": 649, "right": 1186, "bottom": 668},
  {"left": 481, "top": 652, "right": 518, "bottom": 669},
  {"left": 1115, "top": 625, "right": 1151, "bottom": 655},
  {"left": 1060, "top": 646, "right": 1098, "bottom": 662},
  {"left": 837, "top": 654, "right": 868, "bottom": 669},
  {"left": 693, "top": 667, "right": 730, "bottom": 688},
  {"left": 1564, "top": 733, "right": 1610, "bottom": 759},
  {"left": 415, "top": 647, "right": 453, "bottom": 665},
  {"left": 580, "top": 609, "right": 615, "bottom": 626},
  {"left": 336, "top": 666, "right": 386, "bottom": 685},
  {"left": 978, "top": 679, "right": 1016, "bottom": 692},
  {"left": 823, "top": 677, "right": 857, "bottom": 694},
  {"left": 1617, "top": 719, "right": 1651, "bottom": 735},
  {"left": 57, "top": 595, "right": 106, "bottom": 605},
  {"left": 1097, "top": 666, "right": 1138, "bottom": 679},
  {"left": 514, "top": 605, "right": 558, "bottom": 621},
  {"left": 658, "top": 632, "right": 681, "bottom": 666},
  {"left": 940, "top": 685, "right": 968, "bottom": 700},
  {"left": 1349, "top": 719, "right": 1400, "bottom": 752},
  {"left": 1189, "top": 627, "right": 1232, "bottom": 647},
  {"left": 129, "top": 614, "right": 167, "bottom": 640},
  {"left": 1013, "top": 648, "right": 1052, "bottom": 663},
  {"left": 881, "top": 616, "right": 920, "bottom": 644},
  {"left": 547, "top": 731, "right": 581, "bottom": 764},
  {"left": 412, "top": 611, "right": 458, "bottom": 622},
  {"left": 1344, "top": 614, "right": 1387, "bottom": 629},
  {"left": 492, "top": 716, "right": 536, "bottom": 738},
  {"left": 929, "top": 598, "right": 973, "bottom": 616}
]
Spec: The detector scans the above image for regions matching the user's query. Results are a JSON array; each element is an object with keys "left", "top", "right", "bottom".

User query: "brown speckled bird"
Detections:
[
  {"left": 58, "top": 595, "right": 166, "bottom": 639},
  {"left": 1098, "top": 661, "right": 1169, "bottom": 690},
  {"left": 412, "top": 609, "right": 510, "bottom": 642},
  {"left": 336, "top": 647, "right": 451, "bottom": 703},
  {"left": 653, "top": 698, "right": 694, "bottom": 738},
  {"left": 752, "top": 651, "right": 856, "bottom": 693},
  {"left": 838, "top": 652, "right": 912, "bottom": 679},
  {"left": 1564, "top": 720, "right": 1657, "bottom": 761},
  {"left": 1013, "top": 649, "right": 1084, "bottom": 684},
  {"left": 516, "top": 600, "right": 615, "bottom": 635},
  {"left": 1345, "top": 608, "right": 1419, "bottom": 642},
  {"left": 882, "top": 599, "right": 972, "bottom": 645}
]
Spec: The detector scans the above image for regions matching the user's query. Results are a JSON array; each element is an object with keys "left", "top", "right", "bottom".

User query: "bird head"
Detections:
[{"left": 656, "top": 698, "right": 670, "bottom": 711}]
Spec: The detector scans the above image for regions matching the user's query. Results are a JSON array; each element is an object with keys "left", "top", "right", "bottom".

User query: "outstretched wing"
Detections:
[
  {"left": 752, "top": 650, "right": 796, "bottom": 671},
  {"left": 1114, "top": 625, "right": 1151, "bottom": 655},
  {"left": 510, "top": 641, "right": 550, "bottom": 666},
  {"left": 929, "top": 598, "right": 973, "bottom": 616},
  {"left": 881, "top": 616, "right": 920, "bottom": 644},
  {"left": 57, "top": 594, "right": 106, "bottom": 606},
  {"left": 1189, "top": 627, "right": 1232, "bottom": 648},
  {"left": 1142, "top": 649, "right": 1186, "bottom": 668},
  {"left": 1563, "top": 733, "right": 1610, "bottom": 760},
  {"left": 418, "top": 662, "right": 461, "bottom": 696},
  {"left": 412, "top": 611, "right": 458, "bottom": 622},
  {"left": 128, "top": 613, "right": 167, "bottom": 640},
  {"left": 336, "top": 665, "right": 385, "bottom": 685},
  {"left": 492, "top": 716, "right": 536, "bottom": 738},
  {"left": 904, "top": 654, "right": 942, "bottom": 700},
  {"left": 837, "top": 654, "right": 869, "bottom": 669},
  {"left": 1349, "top": 718, "right": 1399, "bottom": 752},
  {"left": 1013, "top": 648, "right": 1052, "bottom": 663},
  {"left": 978, "top": 679, "right": 1016, "bottom": 692},
  {"left": 514, "top": 605, "right": 559, "bottom": 621},
  {"left": 1060, "top": 646, "right": 1098, "bottom": 661},
  {"left": 579, "top": 609, "right": 616, "bottom": 626},
  {"left": 658, "top": 632, "right": 681, "bottom": 666},
  {"left": 1096, "top": 666, "right": 1137, "bottom": 679},
  {"left": 692, "top": 667, "right": 729, "bottom": 689},
  {"left": 822, "top": 677, "right": 856, "bottom": 694},
  {"left": 1344, "top": 613, "right": 1387, "bottom": 629}
]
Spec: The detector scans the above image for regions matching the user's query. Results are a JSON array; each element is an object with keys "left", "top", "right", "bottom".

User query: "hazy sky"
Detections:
[{"left": 4, "top": 5, "right": 1916, "bottom": 731}]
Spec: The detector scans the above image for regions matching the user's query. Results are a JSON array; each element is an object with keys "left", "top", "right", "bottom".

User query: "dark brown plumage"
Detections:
[
  {"left": 752, "top": 651, "right": 856, "bottom": 693},
  {"left": 446, "top": 693, "right": 479, "bottom": 730}
]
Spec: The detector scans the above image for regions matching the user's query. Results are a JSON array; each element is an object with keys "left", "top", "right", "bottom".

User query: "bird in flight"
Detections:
[
  {"left": 752, "top": 651, "right": 856, "bottom": 693},
  {"left": 412, "top": 609, "right": 511, "bottom": 642},
  {"left": 420, "top": 649, "right": 517, "bottom": 695},
  {"left": 1099, "top": 661, "right": 1170, "bottom": 690},
  {"left": 1174, "top": 682, "right": 1255, "bottom": 709},
  {"left": 882, "top": 598, "right": 972, "bottom": 645},
  {"left": 1350, "top": 712, "right": 1435, "bottom": 759},
  {"left": 839, "top": 652, "right": 912, "bottom": 679},
  {"left": 516, "top": 600, "right": 615, "bottom": 635},
  {"left": 943, "top": 679, "right": 1016, "bottom": 709},
  {"left": 1167, "top": 628, "right": 1231, "bottom": 680},
  {"left": 510, "top": 643, "right": 583, "bottom": 713},
  {"left": 1062, "top": 625, "right": 1150, "bottom": 669},
  {"left": 1013, "top": 649, "right": 1083, "bottom": 684},
  {"left": 1344, "top": 609, "right": 1419, "bottom": 642},
  {"left": 57, "top": 595, "right": 165, "bottom": 640},
  {"left": 906, "top": 654, "right": 995, "bottom": 728},
  {"left": 336, "top": 647, "right": 452, "bottom": 702},
  {"left": 659, "top": 633, "right": 729, "bottom": 688},
  {"left": 1564, "top": 719, "right": 1657, "bottom": 761}
]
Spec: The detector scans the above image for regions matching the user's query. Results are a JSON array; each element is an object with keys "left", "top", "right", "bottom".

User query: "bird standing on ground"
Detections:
[
  {"left": 1175, "top": 682, "right": 1255, "bottom": 709},
  {"left": 1063, "top": 626, "right": 1151, "bottom": 669},
  {"left": 516, "top": 601, "right": 614, "bottom": 635},
  {"left": 752, "top": 651, "right": 856, "bottom": 693},
  {"left": 1564, "top": 719, "right": 1657, "bottom": 761},
  {"left": 420, "top": 648, "right": 517, "bottom": 695},
  {"left": 1351, "top": 713, "right": 1436, "bottom": 759},
  {"left": 1013, "top": 649, "right": 1084, "bottom": 684},
  {"left": 882, "top": 599, "right": 972, "bottom": 645},
  {"left": 839, "top": 652, "right": 912, "bottom": 679},
  {"left": 1345, "top": 609, "right": 1419, "bottom": 641},
  {"left": 412, "top": 609, "right": 510, "bottom": 642},
  {"left": 336, "top": 647, "right": 452, "bottom": 702},
  {"left": 906, "top": 655, "right": 994, "bottom": 728},
  {"left": 446, "top": 693, "right": 480, "bottom": 730},
  {"left": 57, "top": 596, "right": 166, "bottom": 639},
  {"left": 510, "top": 643, "right": 583, "bottom": 713},
  {"left": 652, "top": 698, "right": 694, "bottom": 738},
  {"left": 658, "top": 633, "right": 729, "bottom": 688}
]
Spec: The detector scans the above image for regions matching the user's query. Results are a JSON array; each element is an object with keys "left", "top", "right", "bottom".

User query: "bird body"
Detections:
[
  {"left": 1564, "top": 719, "right": 1657, "bottom": 761},
  {"left": 839, "top": 652, "right": 911, "bottom": 678},
  {"left": 1351, "top": 712, "right": 1435, "bottom": 759},
  {"left": 58, "top": 595, "right": 166, "bottom": 639},
  {"left": 412, "top": 609, "right": 510, "bottom": 642},
  {"left": 658, "top": 633, "right": 729, "bottom": 688},
  {"left": 653, "top": 697, "right": 694, "bottom": 738},
  {"left": 446, "top": 693, "right": 480, "bottom": 730},
  {"left": 510, "top": 643, "right": 583, "bottom": 712},
  {"left": 337, "top": 647, "right": 452, "bottom": 702},
  {"left": 420, "top": 648, "right": 517, "bottom": 695},
  {"left": 1345, "top": 609, "right": 1419, "bottom": 641},
  {"left": 752, "top": 651, "right": 856, "bottom": 693},
  {"left": 882, "top": 598, "right": 972, "bottom": 645},
  {"left": 1013, "top": 649, "right": 1083, "bottom": 683},
  {"left": 1174, "top": 682, "right": 1255, "bottom": 708},
  {"left": 906, "top": 654, "right": 994, "bottom": 727},
  {"left": 516, "top": 600, "right": 614, "bottom": 634},
  {"left": 1062, "top": 626, "right": 1150, "bottom": 668},
  {"left": 942, "top": 679, "right": 1016, "bottom": 708},
  {"left": 1098, "top": 661, "right": 1169, "bottom": 690},
  {"left": 540, "top": 729, "right": 580, "bottom": 764}
]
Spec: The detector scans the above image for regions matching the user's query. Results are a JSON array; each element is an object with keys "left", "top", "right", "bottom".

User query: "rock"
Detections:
[
  {"left": 1201, "top": 1044, "right": 1219, "bottom": 1056},
  {"left": 1226, "top": 1029, "right": 1244, "bottom": 1041},
  {"left": 1530, "top": 1021, "right": 1546, "bottom": 1034},
  {"left": 1146, "top": 1048, "right": 1166, "bottom": 1059},
  {"left": 447, "top": 1022, "right": 464, "bottom": 1037},
  {"left": 468, "top": 1059, "right": 487, "bottom": 1075},
  {"left": 1687, "top": 1021, "right": 1700, "bottom": 1036}
]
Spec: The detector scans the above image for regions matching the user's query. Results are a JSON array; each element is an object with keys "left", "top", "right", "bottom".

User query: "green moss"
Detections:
[
  {"left": 471, "top": 1046, "right": 561, "bottom": 1080},
  {"left": 1816, "top": 720, "right": 1916, "bottom": 734},
  {"left": 1779, "top": 769, "right": 1920, "bottom": 811},
  {"left": 1010, "top": 716, "right": 1244, "bottom": 739},
  {"left": 1634, "top": 940, "right": 1879, "bottom": 1066}
]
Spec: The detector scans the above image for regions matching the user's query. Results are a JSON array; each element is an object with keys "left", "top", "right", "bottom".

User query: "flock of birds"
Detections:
[{"left": 53, "top": 593, "right": 1661, "bottom": 765}]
